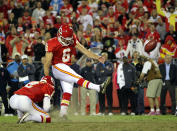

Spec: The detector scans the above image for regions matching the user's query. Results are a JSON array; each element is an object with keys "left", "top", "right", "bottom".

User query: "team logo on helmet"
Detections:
[{"left": 41, "top": 76, "right": 55, "bottom": 87}]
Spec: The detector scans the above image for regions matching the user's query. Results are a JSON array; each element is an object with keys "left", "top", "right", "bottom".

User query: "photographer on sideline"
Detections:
[{"left": 139, "top": 56, "right": 163, "bottom": 115}]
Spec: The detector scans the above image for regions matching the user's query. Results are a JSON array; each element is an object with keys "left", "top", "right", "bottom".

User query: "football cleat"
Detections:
[
  {"left": 17, "top": 112, "right": 30, "bottom": 124},
  {"left": 100, "top": 76, "right": 111, "bottom": 94}
]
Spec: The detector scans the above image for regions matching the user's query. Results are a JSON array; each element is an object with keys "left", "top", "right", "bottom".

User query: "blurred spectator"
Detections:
[
  {"left": 77, "top": 0, "right": 91, "bottom": 15},
  {"left": 10, "top": 34, "right": 29, "bottom": 59},
  {"left": 28, "top": 0, "right": 36, "bottom": 13},
  {"left": 96, "top": 52, "right": 114, "bottom": 115},
  {"left": 33, "top": 36, "right": 45, "bottom": 81},
  {"left": 144, "top": 0, "right": 156, "bottom": 13},
  {"left": 156, "top": 17, "right": 167, "bottom": 43},
  {"left": 98, "top": 0, "right": 111, "bottom": 9},
  {"left": 0, "top": 30, "right": 8, "bottom": 63},
  {"left": 41, "top": 0, "right": 51, "bottom": 11},
  {"left": 0, "top": 63, "right": 11, "bottom": 116},
  {"left": 80, "top": 58, "right": 97, "bottom": 116},
  {"left": 83, "top": 24, "right": 92, "bottom": 46},
  {"left": 125, "top": 33, "right": 144, "bottom": 58},
  {"left": 77, "top": 8, "right": 93, "bottom": 32},
  {"left": 17, "top": 55, "right": 35, "bottom": 88},
  {"left": 159, "top": 55, "right": 176, "bottom": 115},
  {"left": 32, "top": 1, "right": 45, "bottom": 24},
  {"left": 90, "top": 27, "right": 103, "bottom": 54},
  {"left": 43, "top": 10, "right": 55, "bottom": 26},
  {"left": 117, "top": 56, "right": 136, "bottom": 115},
  {"left": 139, "top": 57, "right": 163, "bottom": 115},
  {"left": 5, "top": 27, "right": 17, "bottom": 58},
  {"left": 148, "top": 9, "right": 159, "bottom": 24},
  {"left": 16, "top": 17, "right": 25, "bottom": 33},
  {"left": 89, "top": 0, "right": 99, "bottom": 19},
  {"left": 107, "top": 6, "right": 116, "bottom": 25},
  {"left": 70, "top": 55, "right": 80, "bottom": 115},
  {"left": 6, "top": 53, "right": 21, "bottom": 114},
  {"left": 156, "top": 0, "right": 177, "bottom": 31},
  {"left": 102, "top": 33, "right": 116, "bottom": 60},
  {"left": 11, "top": 2, "right": 24, "bottom": 21},
  {"left": 115, "top": 40, "right": 127, "bottom": 64},
  {"left": 34, "top": 37, "right": 46, "bottom": 62},
  {"left": 159, "top": 35, "right": 177, "bottom": 61},
  {"left": 164, "top": 25, "right": 177, "bottom": 43},
  {"left": 60, "top": 0, "right": 73, "bottom": 18},
  {"left": 143, "top": 23, "right": 161, "bottom": 60},
  {"left": 132, "top": 51, "right": 145, "bottom": 115},
  {"left": 50, "top": 0, "right": 64, "bottom": 15},
  {"left": 72, "top": 16, "right": 79, "bottom": 32},
  {"left": 8, "top": 13, "right": 17, "bottom": 28},
  {"left": 22, "top": 10, "right": 32, "bottom": 28}
]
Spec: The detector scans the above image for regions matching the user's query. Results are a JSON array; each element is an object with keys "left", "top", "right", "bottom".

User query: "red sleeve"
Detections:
[{"left": 46, "top": 39, "right": 55, "bottom": 52}]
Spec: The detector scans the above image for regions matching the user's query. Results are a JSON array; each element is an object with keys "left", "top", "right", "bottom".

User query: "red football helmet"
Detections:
[
  {"left": 57, "top": 24, "right": 74, "bottom": 46},
  {"left": 40, "top": 76, "right": 55, "bottom": 86}
]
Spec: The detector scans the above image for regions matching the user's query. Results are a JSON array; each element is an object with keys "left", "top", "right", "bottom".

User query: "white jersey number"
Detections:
[
  {"left": 24, "top": 81, "right": 40, "bottom": 88},
  {"left": 62, "top": 48, "right": 71, "bottom": 63}
]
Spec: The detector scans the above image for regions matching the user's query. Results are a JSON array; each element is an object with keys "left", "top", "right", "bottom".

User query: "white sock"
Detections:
[
  {"left": 150, "top": 108, "right": 155, "bottom": 112},
  {"left": 60, "top": 106, "right": 68, "bottom": 117},
  {"left": 88, "top": 83, "right": 100, "bottom": 92},
  {"left": 17, "top": 110, "right": 23, "bottom": 119},
  {"left": 156, "top": 108, "right": 160, "bottom": 112}
]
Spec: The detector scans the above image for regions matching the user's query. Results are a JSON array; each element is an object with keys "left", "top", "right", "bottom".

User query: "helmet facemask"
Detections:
[
  {"left": 58, "top": 35, "right": 74, "bottom": 46},
  {"left": 57, "top": 25, "right": 74, "bottom": 46}
]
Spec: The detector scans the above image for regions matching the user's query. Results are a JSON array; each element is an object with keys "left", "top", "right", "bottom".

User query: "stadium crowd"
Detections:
[{"left": 0, "top": 0, "right": 177, "bottom": 117}]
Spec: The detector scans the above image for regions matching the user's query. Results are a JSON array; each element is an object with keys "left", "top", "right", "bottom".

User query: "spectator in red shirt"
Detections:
[
  {"left": 22, "top": 10, "right": 31, "bottom": 28},
  {"left": 17, "top": 17, "right": 25, "bottom": 33},
  {"left": 143, "top": 23, "right": 161, "bottom": 60},
  {"left": 60, "top": 0, "right": 73, "bottom": 18},
  {"left": 0, "top": 0, "right": 10, "bottom": 19},
  {"left": 77, "top": 0, "right": 91, "bottom": 15},
  {"left": 165, "top": 25, "right": 177, "bottom": 43},
  {"left": 144, "top": 0, "right": 156, "bottom": 13},
  {"left": 5, "top": 27, "right": 17, "bottom": 58},
  {"left": 54, "top": 16, "right": 62, "bottom": 29},
  {"left": 43, "top": 10, "right": 55, "bottom": 26}
]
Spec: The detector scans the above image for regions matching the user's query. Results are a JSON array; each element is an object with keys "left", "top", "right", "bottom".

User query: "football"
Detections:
[{"left": 144, "top": 40, "right": 156, "bottom": 52}]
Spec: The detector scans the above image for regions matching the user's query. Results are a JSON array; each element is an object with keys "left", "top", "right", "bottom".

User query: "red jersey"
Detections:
[
  {"left": 15, "top": 81, "right": 54, "bottom": 103},
  {"left": 46, "top": 35, "right": 77, "bottom": 65}
]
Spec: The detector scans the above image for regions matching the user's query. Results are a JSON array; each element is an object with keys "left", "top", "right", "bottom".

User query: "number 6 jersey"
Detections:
[
  {"left": 46, "top": 35, "right": 77, "bottom": 65},
  {"left": 14, "top": 81, "right": 55, "bottom": 103}
]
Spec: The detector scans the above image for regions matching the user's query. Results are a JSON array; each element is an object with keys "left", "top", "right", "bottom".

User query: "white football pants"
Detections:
[
  {"left": 9, "top": 94, "right": 50, "bottom": 122},
  {"left": 52, "top": 63, "right": 82, "bottom": 94}
]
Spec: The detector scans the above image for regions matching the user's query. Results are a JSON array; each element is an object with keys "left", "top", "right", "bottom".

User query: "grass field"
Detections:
[{"left": 0, "top": 113, "right": 177, "bottom": 131}]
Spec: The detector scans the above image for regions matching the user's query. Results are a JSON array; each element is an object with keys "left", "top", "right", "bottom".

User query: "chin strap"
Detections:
[{"left": 58, "top": 37, "right": 69, "bottom": 46}]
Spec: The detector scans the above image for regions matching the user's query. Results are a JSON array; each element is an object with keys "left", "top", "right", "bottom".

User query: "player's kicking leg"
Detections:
[
  {"left": 52, "top": 64, "right": 111, "bottom": 93},
  {"left": 58, "top": 77, "right": 111, "bottom": 118}
]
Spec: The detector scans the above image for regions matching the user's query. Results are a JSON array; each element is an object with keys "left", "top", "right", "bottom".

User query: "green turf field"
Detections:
[{"left": 0, "top": 114, "right": 177, "bottom": 131}]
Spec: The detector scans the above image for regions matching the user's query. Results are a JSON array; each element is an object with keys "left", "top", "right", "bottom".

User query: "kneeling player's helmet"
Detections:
[
  {"left": 41, "top": 76, "right": 55, "bottom": 86},
  {"left": 57, "top": 24, "right": 74, "bottom": 46}
]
